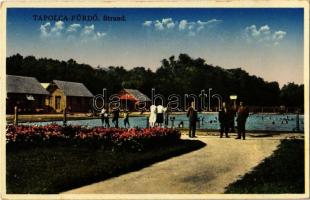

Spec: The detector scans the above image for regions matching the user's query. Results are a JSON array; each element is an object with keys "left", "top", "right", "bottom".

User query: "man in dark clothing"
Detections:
[
  {"left": 187, "top": 102, "right": 198, "bottom": 138},
  {"left": 219, "top": 102, "right": 230, "bottom": 138},
  {"left": 236, "top": 101, "right": 249, "bottom": 140},
  {"left": 100, "top": 106, "right": 110, "bottom": 128},
  {"left": 112, "top": 108, "right": 120, "bottom": 128},
  {"left": 123, "top": 110, "right": 130, "bottom": 128},
  {"left": 227, "top": 104, "right": 236, "bottom": 133}
]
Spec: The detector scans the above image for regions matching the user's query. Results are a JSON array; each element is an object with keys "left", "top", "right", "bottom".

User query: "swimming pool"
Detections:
[{"left": 18, "top": 113, "right": 304, "bottom": 132}]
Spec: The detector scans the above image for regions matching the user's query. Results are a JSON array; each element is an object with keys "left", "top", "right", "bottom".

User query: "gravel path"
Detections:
[{"left": 63, "top": 134, "right": 283, "bottom": 194}]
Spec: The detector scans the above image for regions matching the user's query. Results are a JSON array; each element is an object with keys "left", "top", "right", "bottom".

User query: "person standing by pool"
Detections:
[
  {"left": 101, "top": 106, "right": 110, "bottom": 128},
  {"left": 163, "top": 106, "right": 169, "bottom": 128},
  {"left": 219, "top": 102, "right": 230, "bottom": 138},
  {"left": 104, "top": 110, "right": 110, "bottom": 128},
  {"left": 156, "top": 104, "right": 164, "bottom": 127},
  {"left": 100, "top": 106, "right": 110, "bottom": 128},
  {"left": 187, "top": 101, "right": 198, "bottom": 138},
  {"left": 100, "top": 107, "right": 106, "bottom": 126},
  {"left": 112, "top": 107, "right": 120, "bottom": 128},
  {"left": 124, "top": 110, "right": 130, "bottom": 128},
  {"left": 236, "top": 101, "right": 249, "bottom": 140},
  {"left": 149, "top": 104, "right": 157, "bottom": 127},
  {"left": 227, "top": 103, "right": 236, "bottom": 133}
]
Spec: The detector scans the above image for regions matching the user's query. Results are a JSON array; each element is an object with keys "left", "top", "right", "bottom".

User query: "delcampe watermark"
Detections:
[{"left": 92, "top": 88, "right": 223, "bottom": 112}]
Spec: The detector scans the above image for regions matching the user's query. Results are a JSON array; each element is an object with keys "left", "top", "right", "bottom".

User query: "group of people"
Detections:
[
  {"left": 186, "top": 101, "right": 249, "bottom": 140},
  {"left": 218, "top": 101, "right": 249, "bottom": 139},
  {"left": 100, "top": 106, "right": 130, "bottom": 128},
  {"left": 100, "top": 101, "right": 250, "bottom": 140},
  {"left": 218, "top": 102, "right": 236, "bottom": 138},
  {"left": 149, "top": 104, "right": 169, "bottom": 128}
]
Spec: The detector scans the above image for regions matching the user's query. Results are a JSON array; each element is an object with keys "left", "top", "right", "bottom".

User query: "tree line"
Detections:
[{"left": 6, "top": 53, "right": 304, "bottom": 108}]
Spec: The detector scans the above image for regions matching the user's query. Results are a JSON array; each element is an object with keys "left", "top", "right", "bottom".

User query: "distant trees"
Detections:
[
  {"left": 6, "top": 53, "right": 304, "bottom": 108},
  {"left": 279, "top": 83, "right": 304, "bottom": 107}
]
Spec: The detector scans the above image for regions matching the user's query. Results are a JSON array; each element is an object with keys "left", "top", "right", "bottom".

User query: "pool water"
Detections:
[{"left": 19, "top": 113, "right": 304, "bottom": 132}]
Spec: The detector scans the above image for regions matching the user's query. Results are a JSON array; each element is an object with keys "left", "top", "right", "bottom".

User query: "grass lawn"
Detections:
[
  {"left": 225, "top": 139, "right": 304, "bottom": 194},
  {"left": 7, "top": 139, "right": 205, "bottom": 194}
]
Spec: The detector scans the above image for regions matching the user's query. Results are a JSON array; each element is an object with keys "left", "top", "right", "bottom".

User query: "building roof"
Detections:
[
  {"left": 121, "top": 89, "right": 151, "bottom": 101},
  {"left": 7, "top": 75, "right": 49, "bottom": 95},
  {"left": 51, "top": 80, "right": 94, "bottom": 97},
  {"left": 40, "top": 83, "right": 50, "bottom": 89}
]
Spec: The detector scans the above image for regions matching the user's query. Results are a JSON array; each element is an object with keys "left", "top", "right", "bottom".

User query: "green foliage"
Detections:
[
  {"left": 225, "top": 139, "right": 304, "bottom": 193},
  {"left": 6, "top": 139, "right": 206, "bottom": 194},
  {"left": 280, "top": 83, "right": 304, "bottom": 106},
  {"left": 6, "top": 53, "right": 303, "bottom": 107}
]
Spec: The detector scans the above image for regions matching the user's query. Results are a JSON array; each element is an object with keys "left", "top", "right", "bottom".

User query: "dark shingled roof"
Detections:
[
  {"left": 7, "top": 75, "right": 49, "bottom": 95},
  {"left": 123, "top": 89, "right": 151, "bottom": 101},
  {"left": 52, "top": 80, "right": 94, "bottom": 97}
]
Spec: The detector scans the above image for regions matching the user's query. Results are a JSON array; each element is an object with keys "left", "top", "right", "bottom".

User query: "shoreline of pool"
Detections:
[{"left": 6, "top": 111, "right": 303, "bottom": 123}]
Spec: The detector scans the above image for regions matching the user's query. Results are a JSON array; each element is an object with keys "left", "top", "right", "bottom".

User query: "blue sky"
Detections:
[{"left": 7, "top": 8, "right": 304, "bottom": 86}]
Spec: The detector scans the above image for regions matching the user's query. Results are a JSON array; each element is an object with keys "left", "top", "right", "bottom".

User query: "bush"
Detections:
[{"left": 6, "top": 124, "right": 181, "bottom": 151}]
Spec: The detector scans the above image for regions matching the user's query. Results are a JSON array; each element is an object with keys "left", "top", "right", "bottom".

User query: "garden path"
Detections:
[{"left": 63, "top": 134, "right": 283, "bottom": 194}]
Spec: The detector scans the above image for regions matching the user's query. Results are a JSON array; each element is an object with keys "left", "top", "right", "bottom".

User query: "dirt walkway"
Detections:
[{"left": 63, "top": 135, "right": 282, "bottom": 194}]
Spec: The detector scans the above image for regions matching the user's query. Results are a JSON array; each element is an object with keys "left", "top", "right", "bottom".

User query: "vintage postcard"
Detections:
[{"left": 0, "top": 0, "right": 309, "bottom": 199}]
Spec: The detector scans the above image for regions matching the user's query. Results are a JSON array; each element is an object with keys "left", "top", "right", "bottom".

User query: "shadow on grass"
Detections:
[
  {"left": 225, "top": 139, "right": 304, "bottom": 194},
  {"left": 7, "top": 139, "right": 206, "bottom": 194}
]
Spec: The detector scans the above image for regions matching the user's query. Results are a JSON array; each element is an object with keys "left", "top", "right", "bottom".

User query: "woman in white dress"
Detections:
[
  {"left": 149, "top": 104, "right": 157, "bottom": 127},
  {"left": 156, "top": 104, "right": 164, "bottom": 127}
]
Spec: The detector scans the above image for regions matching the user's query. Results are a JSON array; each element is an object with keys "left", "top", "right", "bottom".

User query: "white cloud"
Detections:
[
  {"left": 162, "top": 18, "right": 173, "bottom": 25},
  {"left": 166, "top": 21, "right": 175, "bottom": 29},
  {"left": 188, "top": 22, "right": 196, "bottom": 30},
  {"left": 179, "top": 20, "right": 188, "bottom": 30},
  {"left": 143, "top": 17, "right": 222, "bottom": 36},
  {"left": 196, "top": 19, "right": 222, "bottom": 32},
  {"left": 40, "top": 21, "right": 64, "bottom": 37},
  {"left": 82, "top": 24, "right": 95, "bottom": 35},
  {"left": 80, "top": 24, "right": 106, "bottom": 42},
  {"left": 246, "top": 25, "right": 260, "bottom": 37},
  {"left": 154, "top": 20, "right": 164, "bottom": 31},
  {"left": 39, "top": 22, "right": 106, "bottom": 43},
  {"left": 67, "top": 23, "right": 81, "bottom": 32},
  {"left": 206, "top": 19, "right": 222, "bottom": 26},
  {"left": 259, "top": 25, "right": 270, "bottom": 34},
  {"left": 40, "top": 22, "right": 51, "bottom": 37},
  {"left": 52, "top": 21, "right": 64, "bottom": 33},
  {"left": 245, "top": 24, "right": 287, "bottom": 45},
  {"left": 96, "top": 32, "right": 107, "bottom": 39},
  {"left": 182, "top": 19, "right": 222, "bottom": 35},
  {"left": 197, "top": 20, "right": 208, "bottom": 26},
  {"left": 143, "top": 21, "right": 152, "bottom": 27},
  {"left": 273, "top": 30, "right": 286, "bottom": 40}
]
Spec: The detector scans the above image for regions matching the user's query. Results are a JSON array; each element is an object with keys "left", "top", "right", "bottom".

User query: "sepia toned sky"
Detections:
[{"left": 7, "top": 8, "right": 304, "bottom": 86}]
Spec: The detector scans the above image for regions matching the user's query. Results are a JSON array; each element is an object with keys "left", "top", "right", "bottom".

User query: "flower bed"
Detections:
[{"left": 6, "top": 124, "right": 181, "bottom": 151}]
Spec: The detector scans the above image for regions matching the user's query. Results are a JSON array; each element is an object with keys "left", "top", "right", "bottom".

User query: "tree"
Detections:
[
  {"left": 6, "top": 53, "right": 301, "bottom": 108},
  {"left": 280, "top": 83, "right": 304, "bottom": 107}
]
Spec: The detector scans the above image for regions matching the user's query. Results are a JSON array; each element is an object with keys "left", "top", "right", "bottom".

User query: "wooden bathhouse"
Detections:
[
  {"left": 45, "top": 80, "right": 94, "bottom": 113},
  {"left": 6, "top": 75, "right": 49, "bottom": 114},
  {"left": 118, "top": 89, "right": 151, "bottom": 111}
]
